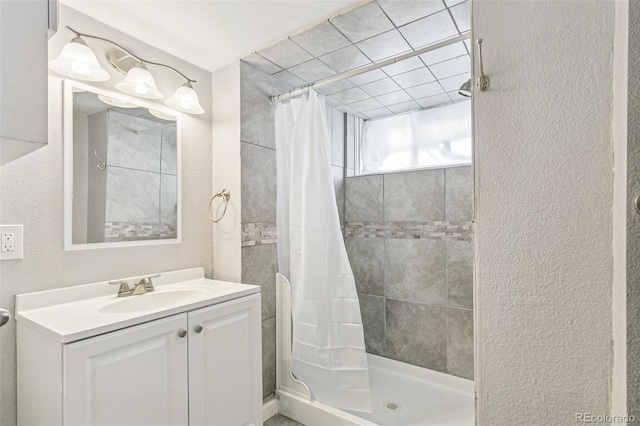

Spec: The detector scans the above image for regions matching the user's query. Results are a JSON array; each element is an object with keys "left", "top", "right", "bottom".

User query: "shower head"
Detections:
[{"left": 458, "top": 79, "right": 472, "bottom": 98}]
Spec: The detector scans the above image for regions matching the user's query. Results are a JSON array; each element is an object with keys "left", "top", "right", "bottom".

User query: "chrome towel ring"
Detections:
[{"left": 208, "top": 189, "right": 231, "bottom": 223}]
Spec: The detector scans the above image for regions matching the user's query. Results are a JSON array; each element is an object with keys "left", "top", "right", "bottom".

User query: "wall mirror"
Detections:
[{"left": 63, "top": 80, "right": 181, "bottom": 250}]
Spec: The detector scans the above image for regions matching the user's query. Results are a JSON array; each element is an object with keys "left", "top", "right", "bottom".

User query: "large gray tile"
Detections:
[
  {"left": 388, "top": 100, "right": 421, "bottom": 114},
  {"left": 416, "top": 93, "right": 452, "bottom": 109},
  {"left": 429, "top": 55, "right": 470, "bottom": 80},
  {"left": 392, "top": 67, "right": 436, "bottom": 89},
  {"left": 241, "top": 142, "right": 276, "bottom": 223},
  {"left": 241, "top": 62, "right": 284, "bottom": 149},
  {"left": 385, "top": 239, "right": 446, "bottom": 305},
  {"left": 290, "top": 21, "right": 351, "bottom": 57},
  {"left": 376, "top": 90, "right": 413, "bottom": 106},
  {"left": 242, "top": 244, "right": 277, "bottom": 320},
  {"left": 160, "top": 174, "right": 177, "bottom": 225},
  {"left": 447, "top": 308, "right": 474, "bottom": 379},
  {"left": 258, "top": 38, "right": 313, "bottom": 69},
  {"left": 349, "top": 69, "right": 387, "bottom": 86},
  {"left": 161, "top": 125, "right": 177, "bottom": 175},
  {"left": 107, "top": 111, "right": 161, "bottom": 173},
  {"left": 332, "top": 165, "right": 345, "bottom": 223},
  {"left": 450, "top": 1, "right": 470, "bottom": 33},
  {"left": 262, "top": 318, "right": 277, "bottom": 398},
  {"left": 288, "top": 59, "right": 336, "bottom": 83},
  {"left": 447, "top": 240, "right": 473, "bottom": 309},
  {"left": 105, "top": 167, "right": 160, "bottom": 223},
  {"left": 264, "top": 414, "right": 304, "bottom": 426},
  {"left": 330, "top": 2, "right": 394, "bottom": 43},
  {"left": 358, "top": 294, "right": 385, "bottom": 355},
  {"left": 345, "top": 237, "right": 385, "bottom": 296},
  {"left": 331, "top": 108, "right": 345, "bottom": 167},
  {"left": 445, "top": 166, "right": 472, "bottom": 221},
  {"left": 386, "top": 299, "right": 447, "bottom": 371},
  {"left": 360, "top": 78, "right": 402, "bottom": 97},
  {"left": 320, "top": 45, "right": 372, "bottom": 73},
  {"left": 399, "top": 10, "right": 459, "bottom": 49},
  {"left": 384, "top": 169, "right": 445, "bottom": 221},
  {"left": 346, "top": 116, "right": 355, "bottom": 170},
  {"left": 405, "top": 81, "right": 445, "bottom": 99},
  {"left": 381, "top": 56, "right": 425, "bottom": 77},
  {"left": 242, "top": 54, "right": 281, "bottom": 75},
  {"left": 356, "top": 30, "right": 412, "bottom": 62},
  {"left": 332, "top": 87, "right": 370, "bottom": 105},
  {"left": 345, "top": 175, "right": 384, "bottom": 221},
  {"left": 378, "top": 0, "right": 446, "bottom": 27},
  {"left": 419, "top": 41, "right": 468, "bottom": 65}
]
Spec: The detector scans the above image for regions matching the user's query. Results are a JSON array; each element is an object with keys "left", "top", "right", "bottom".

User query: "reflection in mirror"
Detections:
[{"left": 69, "top": 83, "right": 179, "bottom": 247}]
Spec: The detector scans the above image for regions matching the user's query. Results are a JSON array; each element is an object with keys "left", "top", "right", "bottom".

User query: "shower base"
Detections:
[{"left": 276, "top": 354, "right": 474, "bottom": 426}]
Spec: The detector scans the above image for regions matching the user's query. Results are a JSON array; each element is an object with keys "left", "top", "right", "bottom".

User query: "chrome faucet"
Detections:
[{"left": 109, "top": 274, "right": 161, "bottom": 297}]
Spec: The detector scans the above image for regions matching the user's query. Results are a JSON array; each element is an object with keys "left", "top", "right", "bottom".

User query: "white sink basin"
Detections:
[{"left": 99, "top": 288, "right": 211, "bottom": 314}]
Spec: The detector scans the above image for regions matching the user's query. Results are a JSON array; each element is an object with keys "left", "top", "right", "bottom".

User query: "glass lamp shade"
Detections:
[
  {"left": 98, "top": 94, "right": 138, "bottom": 109},
  {"left": 115, "top": 64, "right": 163, "bottom": 99},
  {"left": 48, "top": 38, "right": 110, "bottom": 82},
  {"left": 148, "top": 108, "right": 177, "bottom": 121},
  {"left": 165, "top": 83, "right": 205, "bottom": 114}
]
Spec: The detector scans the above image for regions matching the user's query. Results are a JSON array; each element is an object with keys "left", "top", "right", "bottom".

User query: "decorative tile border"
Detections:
[
  {"left": 345, "top": 221, "right": 473, "bottom": 241},
  {"left": 105, "top": 221, "right": 177, "bottom": 241},
  {"left": 242, "top": 222, "right": 277, "bottom": 247},
  {"left": 241, "top": 221, "right": 473, "bottom": 244}
]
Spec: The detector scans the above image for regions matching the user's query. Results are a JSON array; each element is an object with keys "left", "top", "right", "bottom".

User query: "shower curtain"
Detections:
[{"left": 275, "top": 90, "right": 371, "bottom": 413}]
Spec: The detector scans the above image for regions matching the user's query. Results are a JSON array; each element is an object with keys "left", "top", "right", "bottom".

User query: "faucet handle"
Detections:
[
  {"left": 139, "top": 274, "right": 161, "bottom": 292},
  {"left": 109, "top": 281, "right": 130, "bottom": 296}
]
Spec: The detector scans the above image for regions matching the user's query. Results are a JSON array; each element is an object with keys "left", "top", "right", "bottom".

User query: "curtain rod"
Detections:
[{"left": 271, "top": 33, "right": 471, "bottom": 104}]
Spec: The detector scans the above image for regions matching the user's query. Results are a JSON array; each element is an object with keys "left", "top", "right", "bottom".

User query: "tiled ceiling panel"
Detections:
[{"left": 247, "top": 0, "right": 472, "bottom": 121}]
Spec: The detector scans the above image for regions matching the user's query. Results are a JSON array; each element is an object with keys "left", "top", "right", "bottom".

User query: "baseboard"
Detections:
[{"left": 263, "top": 397, "right": 278, "bottom": 422}]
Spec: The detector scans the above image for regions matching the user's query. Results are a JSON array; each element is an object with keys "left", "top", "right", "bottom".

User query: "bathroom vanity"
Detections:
[{"left": 16, "top": 268, "right": 261, "bottom": 426}]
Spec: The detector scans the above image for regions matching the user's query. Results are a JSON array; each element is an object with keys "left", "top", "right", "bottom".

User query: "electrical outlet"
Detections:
[{"left": 0, "top": 225, "right": 23, "bottom": 260}]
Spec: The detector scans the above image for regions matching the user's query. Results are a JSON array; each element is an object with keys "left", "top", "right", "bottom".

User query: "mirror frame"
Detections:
[{"left": 63, "top": 79, "right": 182, "bottom": 251}]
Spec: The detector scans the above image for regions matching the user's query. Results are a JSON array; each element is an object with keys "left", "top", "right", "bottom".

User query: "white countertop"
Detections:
[{"left": 15, "top": 268, "right": 260, "bottom": 343}]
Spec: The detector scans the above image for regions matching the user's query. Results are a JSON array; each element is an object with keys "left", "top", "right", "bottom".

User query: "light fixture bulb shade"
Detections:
[
  {"left": 458, "top": 79, "right": 472, "bottom": 98},
  {"left": 165, "top": 83, "right": 205, "bottom": 114},
  {"left": 115, "top": 64, "right": 163, "bottom": 99},
  {"left": 97, "top": 94, "right": 138, "bottom": 109},
  {"left": 48, "top": 39, "right": 110, "bottom": 82},
  {"left": 148, "top": 108, "right": 177, "bottom": 121}
]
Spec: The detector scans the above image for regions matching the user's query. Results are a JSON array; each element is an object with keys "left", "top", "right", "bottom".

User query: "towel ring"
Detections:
[{"left": 208, "top": 189, "right": 231, "bottom": 223}]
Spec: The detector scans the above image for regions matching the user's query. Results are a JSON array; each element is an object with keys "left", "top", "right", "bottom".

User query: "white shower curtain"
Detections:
[{"left": 275, "top": 90, "right": 371, "bottom": 413}]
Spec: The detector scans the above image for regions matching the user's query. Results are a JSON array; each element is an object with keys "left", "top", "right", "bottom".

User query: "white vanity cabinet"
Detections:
[{"left": 16, "top": 268, "right": 262, "bottom": 426}]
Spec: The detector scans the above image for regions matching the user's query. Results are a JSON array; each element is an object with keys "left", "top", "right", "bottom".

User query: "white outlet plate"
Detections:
[{"left": 0, "top": 225, "right": 23, "bottom": 260}]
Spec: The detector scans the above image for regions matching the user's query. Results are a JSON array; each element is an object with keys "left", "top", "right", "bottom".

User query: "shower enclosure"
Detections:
[{"left": 239, "top": 1, "right": 474, "bottom": 424}]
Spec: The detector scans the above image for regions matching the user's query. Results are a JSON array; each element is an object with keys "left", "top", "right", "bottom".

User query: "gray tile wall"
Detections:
[
  {"left": 239, "top": 61, "right": 353, "bottom": 400},
  {"left": 345, "top": 166, "right": 474, "bottom": 380}
]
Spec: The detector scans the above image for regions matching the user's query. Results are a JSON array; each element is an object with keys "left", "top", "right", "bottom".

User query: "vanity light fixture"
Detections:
[
  {"left": 148, "top": 109, "right": 177, "bottom": 121},
  {"left": 49, "top": 26, "right": 205, "bottom": 114},
  {"left": 97, "top": 94, "right": 138, "bottom": 109}
]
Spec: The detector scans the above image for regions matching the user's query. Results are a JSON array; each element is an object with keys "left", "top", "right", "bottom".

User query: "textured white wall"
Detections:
[
  {"left": 0, "top": 7, "right": 213, "bottom": 426},
  {"left": 473, "top": 1, "right": 615, "bottom": 424},
  {"left": 212, "top": 62, "right": 242, "bottom": 282}
]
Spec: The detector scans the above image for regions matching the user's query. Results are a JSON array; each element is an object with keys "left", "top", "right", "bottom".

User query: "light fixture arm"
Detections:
[
  {"left": 476, "top": 38, "right": 489, "bottom": 92},
  {"left": 66, "top": 26, "right": 197, "bottom": 84}
]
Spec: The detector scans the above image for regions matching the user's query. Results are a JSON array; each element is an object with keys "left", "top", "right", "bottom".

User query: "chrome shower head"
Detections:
[{"left": 458, "top": 79, "right": 472, "bottom": 98}]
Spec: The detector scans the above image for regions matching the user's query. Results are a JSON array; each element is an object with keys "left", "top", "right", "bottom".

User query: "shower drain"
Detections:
[{"left": 384, "top": 401, "right": 401, "bottom": 411}]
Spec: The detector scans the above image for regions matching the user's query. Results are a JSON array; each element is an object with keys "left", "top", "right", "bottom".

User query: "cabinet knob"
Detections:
[
  {"left": 195, "top": 325, "right": 203, "bottom": 333},
  {"left": 178, "top": 330, "right": 187, "bottom": 338}
]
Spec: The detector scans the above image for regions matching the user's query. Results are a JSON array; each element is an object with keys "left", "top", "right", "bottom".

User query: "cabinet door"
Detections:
[
  {"left": 188, "top": 294, "right": 262, "bottom": 426},
  {"left": 64, "top": 314, "right": 189, "bottom": 426}
]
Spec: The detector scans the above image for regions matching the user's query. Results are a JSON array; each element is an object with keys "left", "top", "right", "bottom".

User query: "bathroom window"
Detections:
[{"left": 357, "top": 101, "right": 472, "bottom": 175}]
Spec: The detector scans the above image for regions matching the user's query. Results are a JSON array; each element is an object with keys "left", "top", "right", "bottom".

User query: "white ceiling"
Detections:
[{"left": 61, "top": 0, "right": 366, "bottom": 73}]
